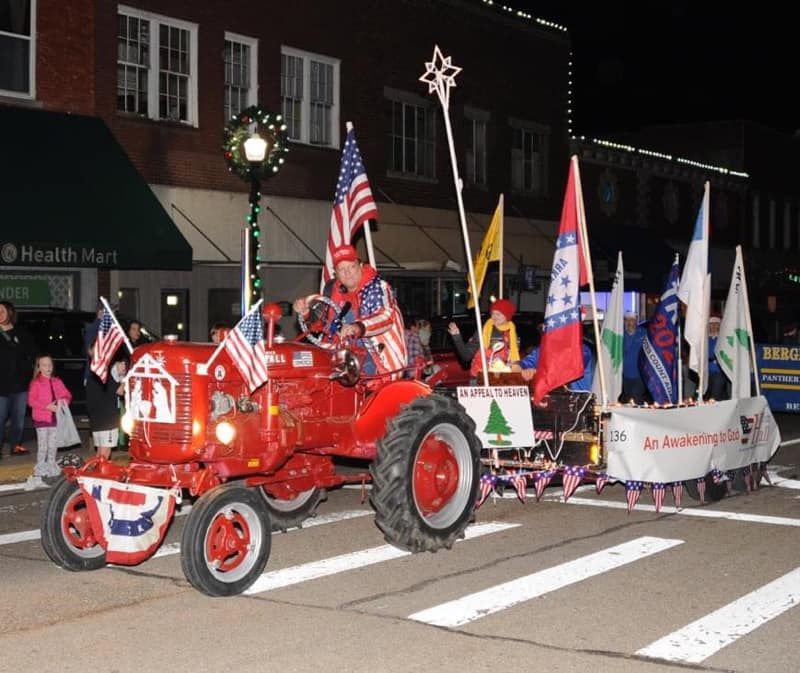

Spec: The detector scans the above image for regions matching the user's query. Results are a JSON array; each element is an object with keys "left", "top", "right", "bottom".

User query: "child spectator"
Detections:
[{"left": 26, "top": 354, "right": 72, "bottom": 488}]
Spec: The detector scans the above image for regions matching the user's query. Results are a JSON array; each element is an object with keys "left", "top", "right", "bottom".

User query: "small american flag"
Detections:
[
  {"left": 595, "top": 473, "right": 609, "bottom": 494},
  {"left": 322, "top": 125, "right": 378, "bottom": 287},
  {"left": 512, "top": 472, "right": 527, "bottom": 502},
  {"left": 225, "top": 303, "right": 268, "bottom": 392},
  {"left": 562, "top": 465, "right": 585, "bottom": 502},
  {"left": 696, "top": 477, "right": 706, "bottom": 504},
  {"left": 651, "top": 483, "right": 665, "bottom": 513},
  {"left": 91, "top": 307, "right": 125, "bottom": 383},
  {"left": 534, "top": 470, "right": 554, "bottom": 502},
  {"left": 476, "top": 473, "right": 496, "bottom": 508},
  {"left": 671, "top": 482, "right": 683, "bottom": 509},
  {"left": 626, "top": 481, "right": 642, "bottom": 513}
]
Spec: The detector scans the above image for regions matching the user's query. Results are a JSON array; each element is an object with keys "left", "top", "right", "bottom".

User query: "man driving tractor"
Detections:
[{"left": 293, "top": 244, "right": 407, "bottom": 376}]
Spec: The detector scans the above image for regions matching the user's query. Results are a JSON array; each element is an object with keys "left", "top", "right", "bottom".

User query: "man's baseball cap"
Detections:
[{"left": 332, "top": 244, "right": 359, "bottom": 266}]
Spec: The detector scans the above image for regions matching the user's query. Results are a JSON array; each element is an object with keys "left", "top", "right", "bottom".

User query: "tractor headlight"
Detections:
[
  {"left": 215, "top": 421, "right": 236, "bottom": 445},
  {"left": 121, "top": 412, "right": 135, "bottom": 435}
]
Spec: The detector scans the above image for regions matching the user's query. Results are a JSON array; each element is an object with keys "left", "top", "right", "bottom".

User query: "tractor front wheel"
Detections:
[
  {"left": 370, "top": 394, "right": 480, "bottom": 553},
  {"left": 181, "top": 485, "right": 271, "bottom": 597},
  {"left": 40, "top": 477, "right": 106, "bottom": 571}
]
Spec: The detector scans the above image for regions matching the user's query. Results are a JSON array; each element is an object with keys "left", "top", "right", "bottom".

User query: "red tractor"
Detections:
[{"left": 40, "top": 302, "right": 482, "bottom": 596}]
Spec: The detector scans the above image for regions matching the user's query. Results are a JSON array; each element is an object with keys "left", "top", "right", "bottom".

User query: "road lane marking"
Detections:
[
  {"left": 556, "top": 496, "right": 800, "bottom": 527},
  {"left": 408, "top": 536, "right": 683, "bottom": 628},
  {"left": 151, "top": 509, "right": 372, "bottom": 559},
  {"left": 0, "top": 529, "right": 40, "bottom": 545},
  {"left": 766, "top": 471, "right": 800, "bottom": 490},
  {"left": 779, "top": 438, "right": 800, "bottom": 447},
  {"left": 638, "top": 567, "right": 800, "bottom": 663},
  {"left": 244, "top": 521, "right": 519, "bottom": 596}
]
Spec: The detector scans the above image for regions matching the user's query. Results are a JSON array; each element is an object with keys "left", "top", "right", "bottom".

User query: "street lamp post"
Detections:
[{"left": 223, "top": 107, "right": 289, "bottom": 312}]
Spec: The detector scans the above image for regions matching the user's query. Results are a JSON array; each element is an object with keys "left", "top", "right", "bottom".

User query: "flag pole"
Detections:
[
  {"left": 737, "top": 245, "right": 760, "bottom": 396},
  {"left": 346, "top": 121, "right": 376, "bottom": 269},
  {"left": 99, "top": 296, "right": 134, "bottom": 354},
  {"left": 420, "top": 46, "right": 488, "bottom": 385},
  {"left": 498, "top": 193, "right": 504, "bottom": 299},
  {"left": 573, "top": 156, "right": 607, "bottom": 409}
]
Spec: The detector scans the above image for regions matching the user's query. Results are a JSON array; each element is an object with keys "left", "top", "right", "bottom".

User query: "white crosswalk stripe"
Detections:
[
  {"left": 408, "top": 536, "right": 684, "bottom": 627},
  {"left": 245, "top": 522, "right": 519, "bottom": 595},
  {"left": 638, "top": 566, "right": 800, "bottom": 663}
]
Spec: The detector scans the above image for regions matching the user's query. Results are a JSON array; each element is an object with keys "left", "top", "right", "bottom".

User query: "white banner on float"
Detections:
[
  {"left": 606, "top": 396, "right": 781, "bottom": 483},
  {"left": 458, "top": 386, "right": 535, "bottom": 449}
]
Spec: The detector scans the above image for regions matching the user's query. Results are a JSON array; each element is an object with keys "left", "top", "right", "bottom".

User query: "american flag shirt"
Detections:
[{"left": 327, "top": 265, "right": 407, "bottom": 377}]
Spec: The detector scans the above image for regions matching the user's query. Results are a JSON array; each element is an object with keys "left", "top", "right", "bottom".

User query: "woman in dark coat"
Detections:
[
  {"left": 85, "top": 352, "right": 127, "bottom": 460},
  {"left": 0, "top": 301, "right": 36, "bottom": 458}
]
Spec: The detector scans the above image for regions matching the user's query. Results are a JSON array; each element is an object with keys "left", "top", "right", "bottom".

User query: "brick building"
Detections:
[{"left": 1, "top": 0, "right": 572, "bottom": 338}]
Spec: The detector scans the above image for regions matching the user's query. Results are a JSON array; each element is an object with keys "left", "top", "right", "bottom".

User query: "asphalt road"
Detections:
[{"left": 1, "top": 419, "right": 799, "bottom": 673}]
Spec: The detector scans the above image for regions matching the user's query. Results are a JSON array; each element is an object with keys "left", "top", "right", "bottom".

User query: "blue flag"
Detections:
[{"left": 638, "top": 258, "right": 680, "bottom": 403}]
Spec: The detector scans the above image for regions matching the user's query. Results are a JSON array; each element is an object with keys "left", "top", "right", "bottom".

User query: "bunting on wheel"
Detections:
[{"left": 77, "top": 477, "right": 178, "bottom": 565}]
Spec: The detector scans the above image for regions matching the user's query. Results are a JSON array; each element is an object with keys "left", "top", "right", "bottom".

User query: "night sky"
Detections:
[{"left": 509, "top": 2, "right": 794, "bottom": 136}]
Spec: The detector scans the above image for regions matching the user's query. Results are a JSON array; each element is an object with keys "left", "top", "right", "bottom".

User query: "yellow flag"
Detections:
[{"left": 467, "top": 195, "right": 503, "bottom": 308}]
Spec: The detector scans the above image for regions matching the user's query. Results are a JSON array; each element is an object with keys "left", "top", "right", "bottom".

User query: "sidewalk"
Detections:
[{"left": 0, "top": 429, "right": 129, "bottom": 485}]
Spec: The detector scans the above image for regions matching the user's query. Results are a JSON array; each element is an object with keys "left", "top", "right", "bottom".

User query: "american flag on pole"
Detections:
[
  {"left": 224, "top": 303, "right": 268, "bottom": 392},
  {"left": 321, "top": 125, "right": 379, "bottom": 288},
  {"left": 91, "top": 307, "right": 125, "bottom": 383}
]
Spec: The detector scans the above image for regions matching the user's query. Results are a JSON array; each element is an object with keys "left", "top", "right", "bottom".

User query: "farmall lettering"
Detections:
[{"left": 124, "top": 353, "right": 178, "bottom": 424}]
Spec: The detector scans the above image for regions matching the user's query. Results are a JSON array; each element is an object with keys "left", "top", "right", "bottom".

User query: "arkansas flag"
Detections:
[
  {"left": 77, "top": 477, "right": 177, "bottom": 565},
  {"left": 533, "top": 157, "right": 588, "bottom": 403}
]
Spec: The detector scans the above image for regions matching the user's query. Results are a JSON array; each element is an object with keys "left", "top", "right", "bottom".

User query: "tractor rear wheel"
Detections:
[
  {"left": 370, "top": 394, "right": 480, "bottom": 553},
  {"left": 181, "top": 485, "right": 271, "bottom": 597},
  {"left": 40, "top": 476, "right": 106, "bottom": 571},
  {"left": 261, "top": 486, "right": 326, "bottom": 532}
]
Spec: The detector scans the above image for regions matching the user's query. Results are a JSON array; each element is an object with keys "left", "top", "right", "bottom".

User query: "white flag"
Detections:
[
  {"left": 678, "top": 183, "right": 710, "bottom": 387},
  {"left": 592, "top": 252, "right": 624, "bottom": 404},
  {"left": 715, "top": 246, "right": 752, "bottom": 398}
]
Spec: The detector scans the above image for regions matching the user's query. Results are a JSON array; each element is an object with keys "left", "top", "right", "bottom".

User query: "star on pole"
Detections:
[{"left": 419, "top": 45, "right": 462, "bottom": 106}]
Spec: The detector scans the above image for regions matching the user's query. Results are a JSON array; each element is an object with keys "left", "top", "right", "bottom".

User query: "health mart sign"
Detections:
[{"left": 1, "top": 242, "right": 119, "bottom": 267}]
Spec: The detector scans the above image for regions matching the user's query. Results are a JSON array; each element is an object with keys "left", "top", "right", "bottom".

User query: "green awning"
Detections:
[{"left": 0, "top": 106, "right": 192, "bottom": 270}]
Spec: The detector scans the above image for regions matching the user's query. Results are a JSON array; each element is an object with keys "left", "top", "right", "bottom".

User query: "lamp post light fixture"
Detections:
[{"left": 222, "top": 106, "right": 289, "bottom": 312}]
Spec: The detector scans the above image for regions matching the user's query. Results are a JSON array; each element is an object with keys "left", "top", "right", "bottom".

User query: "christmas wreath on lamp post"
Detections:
[{"left": 223, "top": 105, "right": 289, "bottom": 309}]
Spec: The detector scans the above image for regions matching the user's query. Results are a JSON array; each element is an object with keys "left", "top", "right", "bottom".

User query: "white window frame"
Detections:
[
  {"left": 509, "top": 117, "right": 550, "bottom": 196},
  {"left": 280, "top": 45, "right": 340, "bottom": 148},
  {"left": 223, "top": 31, "right": 258, "bottom": 122},
  {"left": 0, "top": 0, "right": 36, "bottom": 99},
  {"left": 464, "top": 106, "right": 489, "bottom": 188},
  {"left": 117, "top": 5, "right": 199, "bottom": 127},
  {"left": 385, "top": 86, "right": 437, "bottom": 181}
]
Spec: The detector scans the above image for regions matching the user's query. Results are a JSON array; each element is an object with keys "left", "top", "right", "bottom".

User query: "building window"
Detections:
[
  {"left": 0, "top": 0, "right": 35, "bottom": 97},
  {"left": 464, "top": 108, "right": 488, "bottom": 187},
  {"left": 117, "top": 5, "right": 198, "bottom": 126},
  {"left": 223, "top": 32, "right": 257, "bottom": 121},
  {"left": 510, "top": 119, "right": 549, "bottom": 195},
  {"left": 386, "top": 92, "right": 435, "bottom": 178},
  {"left": 280, "top": 46, "right": 340, "bottom": 148}
]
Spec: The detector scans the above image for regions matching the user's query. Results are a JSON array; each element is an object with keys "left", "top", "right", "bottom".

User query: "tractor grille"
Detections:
[{"left": 131, "top": 373, "right": 193, "bottom": 447}]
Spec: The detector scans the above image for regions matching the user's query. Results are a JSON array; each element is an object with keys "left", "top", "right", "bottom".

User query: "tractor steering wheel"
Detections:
[{"left": 297, "top": 295, "right": 349, "bottom": 349}]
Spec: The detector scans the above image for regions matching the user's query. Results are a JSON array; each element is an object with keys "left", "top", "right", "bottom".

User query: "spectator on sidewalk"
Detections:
[
  {"left": 27, "top": 354, "right": 72, "bottom": 488},
  {"left": 86, "top": 357, "right": 127, "bottom": 460},
  {"left": 0, "top": 301, "right": 36, "bottom": 459}
]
